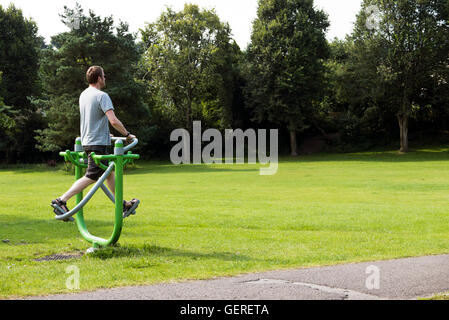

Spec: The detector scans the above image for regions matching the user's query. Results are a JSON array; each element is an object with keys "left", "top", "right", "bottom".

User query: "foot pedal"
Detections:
[
  {"left": 51, "top": 204, "right": 75, "bottom": 222},
  {"left": 123, "top": 200, "right": 140, "bottom": 219}
]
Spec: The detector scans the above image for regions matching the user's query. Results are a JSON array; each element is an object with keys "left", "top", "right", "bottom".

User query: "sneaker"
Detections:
[
  {"left": 51, "top": 198, "right": 75, "bottom": 222},
  {"left": 123, "top": 199, "right": 140, "bottom": 219}
]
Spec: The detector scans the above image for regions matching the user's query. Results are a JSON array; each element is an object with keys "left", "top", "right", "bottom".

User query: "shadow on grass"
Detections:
[
  {"left": 3, "top": 163, "right": 260, "bottom": 175},
  {"left": 127, "top": 149, "right": 449, "bottom": 175},
  {"left": 4, "top": 148, "right": 449, "bottom": 176},
  {"left": 89, "top": 244, "right": 252, "bottom": 262},
  {"left": 0, "top": 217, "right": 127, "bottom": 245},
  {"left": 125, "top": 164, "right": 259, "bottom": 175},
  {"left": 280, "top": 149, "right": 449, "bottom": 164}
]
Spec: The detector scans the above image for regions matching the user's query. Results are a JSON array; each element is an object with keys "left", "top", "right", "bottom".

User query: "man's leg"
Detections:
[
  {"left": 57, "top": 160, "right": 139, "bottom": 218},
  {"left": 106, "top": 173, "right": 115, "bottom": 196},
  {"left": 60, "top": 176, "right": 96, "bottom": 203},
  {"left": 105, "top": 172, "right": 135, "bottom": 210},
  {"left": 105, "top": 171, "right": 140, "bottom": 218}
]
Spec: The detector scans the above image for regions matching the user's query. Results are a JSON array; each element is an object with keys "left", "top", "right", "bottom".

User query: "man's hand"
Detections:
[{"left": 126, "top": 134, "right": 136, "bottom": 142}]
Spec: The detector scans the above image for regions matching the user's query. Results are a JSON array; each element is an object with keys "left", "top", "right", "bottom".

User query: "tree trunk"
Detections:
[
  {"left": 398, "top": 114, "right": 409, "bottom": 153},
  {"left": 398, "top": 89, "right": 410, "bottom": 153},
  {"left": 185, "top": 92, "right": 193, "bottom": 160},
  {"left": 186, "top": 102, "right": 192, "bottom": 132},
  {"left": 290, "top": 130, "right": 298, "bottom": 157}
]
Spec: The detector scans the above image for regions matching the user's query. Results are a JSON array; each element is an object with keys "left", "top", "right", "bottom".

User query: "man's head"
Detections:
[{"left": 86, "top": 66, "right": 106, "bottom": 89}]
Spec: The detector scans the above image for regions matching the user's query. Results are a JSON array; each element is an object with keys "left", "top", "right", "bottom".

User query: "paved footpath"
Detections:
[{"left": 29, "top": 254, "right": 449, "bottom": 300}]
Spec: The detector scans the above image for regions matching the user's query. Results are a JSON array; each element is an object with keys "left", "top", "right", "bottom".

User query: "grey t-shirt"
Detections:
[{"left": 79, "top": 87, "right": 114, "bottom": 146}]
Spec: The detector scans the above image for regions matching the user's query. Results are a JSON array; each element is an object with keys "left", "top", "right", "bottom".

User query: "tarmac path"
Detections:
[{"left": 28, "top": 254, "right": 449, "bottom": 300}]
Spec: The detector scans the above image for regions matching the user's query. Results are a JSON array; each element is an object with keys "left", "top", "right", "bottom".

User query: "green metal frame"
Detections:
[{"left": 59, "top": 138, "right": 140, "bottom": 248}]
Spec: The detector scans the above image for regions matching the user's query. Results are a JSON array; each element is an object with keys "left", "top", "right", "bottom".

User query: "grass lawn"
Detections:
[
  {"left": 425, "top": 292, "right": 449, "bottom": 300},
  {"left": 1, "top": 146, "right": 449, "bottom": 298}
]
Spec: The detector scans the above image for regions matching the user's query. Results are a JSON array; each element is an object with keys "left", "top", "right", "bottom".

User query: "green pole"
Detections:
[
  {"left": 72, "top": 140, "right": 106, "bottom": 247},
  {"left": 109, "top": 139, "right": 124, "bottom": 246},
  {"left": 73, "top": 138, "right": 86, "bottom": 237}
]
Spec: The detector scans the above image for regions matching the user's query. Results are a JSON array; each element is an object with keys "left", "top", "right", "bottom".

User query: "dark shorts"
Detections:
[{"left": 83, "top": 146, "right": 109, "bottom": 181}]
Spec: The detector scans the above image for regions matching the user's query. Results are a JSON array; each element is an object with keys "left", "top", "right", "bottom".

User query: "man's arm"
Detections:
[{"left": 105, "top": 110, "right": 136, "bottom": 141}]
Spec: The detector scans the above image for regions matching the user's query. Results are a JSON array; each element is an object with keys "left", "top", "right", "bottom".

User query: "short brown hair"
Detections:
[{"left": 86, "top": 66, "right": 104, "bottom": 84}]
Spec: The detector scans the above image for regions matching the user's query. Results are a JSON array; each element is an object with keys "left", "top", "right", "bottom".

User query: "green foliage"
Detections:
[
  {"left": 361, "top": 0, "right": 448, "bottom": 109},
  {"left": 0, "top": 4, "right": 42, "bottom": 107},
  {"left": 245, "top": 0, "right": 330, "bottom": 154},
  {"left": 322, "top": 1, "right": 449, "bottom": 152},
  {"left": 140, "top": 4, "right": 239, "bottom": 132},
  {"left": 0, "top": 4, "right": 45, "bottom": 163},
  {"left": 0, "top": 105, "right": 16, "bottom": 131},
  {"left": 35, "top": 3, "right": 152, "bottom": 153},
  {"left": 0, "top": 73, "right": 14, "bottom": 131},
  {"left": 349, "top": 0, "right": 449, "bottom": 151},
  {"left": 323, "top": 39, "right": 394, "bottom": 148}
]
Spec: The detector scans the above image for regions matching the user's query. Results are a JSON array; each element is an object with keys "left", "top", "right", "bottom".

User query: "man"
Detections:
[{"left": 52, "top": 66, "right": 139, "bottom": 222}]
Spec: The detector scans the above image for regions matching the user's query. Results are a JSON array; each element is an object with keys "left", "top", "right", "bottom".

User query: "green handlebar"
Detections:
[
  {"left": 91, "top": 152, "right": 140, "bottom": 164},
  {"left": 92, "top": 154, "right": 140, "bottom": 161},
  {"left": 61, "top": 150, "right": 88, "bottom": 168},
  {"left": 123, "top": 152, "right": 140, "bottom": 166},
  {"left": 92, "top": 154, "right": 118, "bottom": 161},
  {"left": 126, "top": 153, "right": 140, "bottom": 160},
  {"left": 90, "top": 152, "right": 110, "bottom": 171}
]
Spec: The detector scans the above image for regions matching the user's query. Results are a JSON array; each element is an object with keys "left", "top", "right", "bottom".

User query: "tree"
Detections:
[
  {"left": 324, "top": 37, "right": 397, "bottom": 149},
  {"left": 245, "top": 0, "right": 330, "bottom": 156},
  {"left": 0, "top": 4, "right": 42, "bottom": 108},
  {"left": 35, "top": 4, "right": 152, "bottom": 152},
  {"left": 0, "top": 73, "right": 15, "bottom": 131},
  {"left": 0, "top": 4, "right": 44, "bottom": 162},
  {"left": 140, "top": 4, "right": 237, "bottom": 132},
  {"left": 352, "top": 0, "right": 449, "bottom": 152}
]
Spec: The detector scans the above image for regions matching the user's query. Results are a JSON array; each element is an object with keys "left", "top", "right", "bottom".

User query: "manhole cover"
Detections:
[{"left": 34, "top": 253, "right": 83, "bottom": 262}]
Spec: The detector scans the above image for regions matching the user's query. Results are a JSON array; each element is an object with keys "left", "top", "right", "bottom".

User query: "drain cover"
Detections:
[{"left": 34, "top": 253, "right": 83, "bottom": 262}]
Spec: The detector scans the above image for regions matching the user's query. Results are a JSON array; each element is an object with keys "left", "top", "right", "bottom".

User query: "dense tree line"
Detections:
[
  {"left": 0, "top": 0, "right": 448, "bottom": 163},
  {"left": 0, "top": 4, "right": 45, "bottom": 162}
]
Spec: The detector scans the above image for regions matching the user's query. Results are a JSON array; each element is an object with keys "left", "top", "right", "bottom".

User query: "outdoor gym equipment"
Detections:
[{"left": 52, "top": 137, "right": 140, "bottom": 249}]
